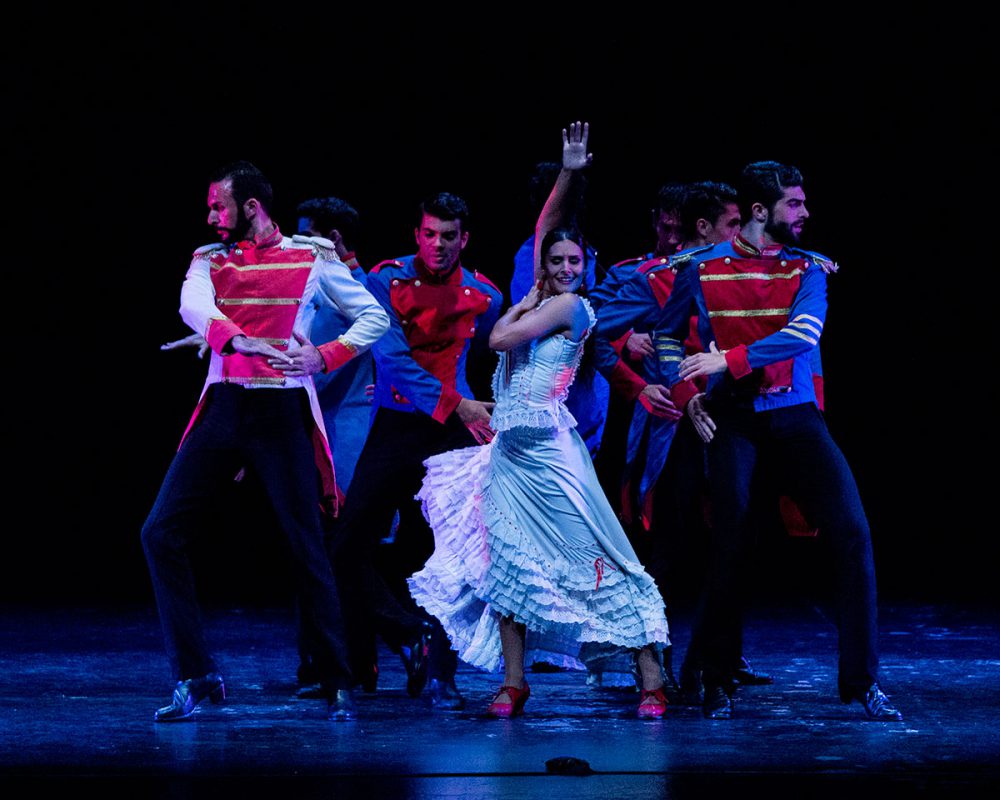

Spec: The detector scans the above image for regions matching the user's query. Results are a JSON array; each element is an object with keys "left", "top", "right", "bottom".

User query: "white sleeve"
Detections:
[{"left": 312, "top": 256, "right": 389, "bottom": 351}]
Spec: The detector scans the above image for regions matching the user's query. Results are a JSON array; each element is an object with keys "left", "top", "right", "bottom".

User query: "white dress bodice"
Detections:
[{"left": 489, "top": 296, "right": 597, "bottom": 433}]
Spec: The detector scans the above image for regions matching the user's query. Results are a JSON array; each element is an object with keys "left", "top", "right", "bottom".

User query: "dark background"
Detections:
[{"left": 7, "top": 5, "right": 995, "bottom": 606}]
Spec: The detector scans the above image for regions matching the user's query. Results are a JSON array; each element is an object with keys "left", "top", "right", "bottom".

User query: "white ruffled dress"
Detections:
[{"left": 408, "top": 296, "right": 669, "bottom": 671}]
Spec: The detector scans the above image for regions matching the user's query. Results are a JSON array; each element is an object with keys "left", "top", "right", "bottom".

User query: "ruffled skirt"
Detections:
[{"left": 408, "top": 426, "right": 669, "bottom": 671}]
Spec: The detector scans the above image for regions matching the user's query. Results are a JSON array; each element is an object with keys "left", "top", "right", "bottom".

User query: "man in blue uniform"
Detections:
[
  {"left": 292, "top": 196, "right": 380, "bottom": 691},
  {"left": 296, "top": 197, "right": 373, "bottom": 495},
  {"left": 589, "top": 183, "right": 687, "bottom": 529},
  {"left": 333, "top": 193, "right": 502, "bottom": 709},
  {"left": 596, "top": 162, "right": 901, "bottom": 721}
]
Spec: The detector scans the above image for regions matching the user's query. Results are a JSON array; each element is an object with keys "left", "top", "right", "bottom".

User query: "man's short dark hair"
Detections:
[
  {"left": 209, "top": 161, "right": 274, "bottom": 216},
  {"left": 417, "top": 192, "right": 470, "bottom": 230},
  {"left": 679, "top": 181, "right": 738, "bottom": 241},
  {"left": 655, "top": 182, "right": 689, "bottom": 216},
  {"left": 297, "top": 197, "right": 360, "bottom": 250},
  {"left": 738, "top": 161, "right": 803, "bottom": 220}
]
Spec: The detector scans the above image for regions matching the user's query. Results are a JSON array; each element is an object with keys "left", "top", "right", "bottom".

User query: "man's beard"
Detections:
[
  {"left": 764, "top": 216, "right": 802, "bottom": 245},
  {"left": 218, "top": 207, "right": 252, "bottom": 244}
]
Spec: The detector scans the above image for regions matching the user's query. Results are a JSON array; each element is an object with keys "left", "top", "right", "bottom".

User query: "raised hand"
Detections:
[
  {"left": 267, "top": 332, "right": 324, "bottom": 376},
  {"left": 562, "top": 121, "right": 593, "bottom": 171}
]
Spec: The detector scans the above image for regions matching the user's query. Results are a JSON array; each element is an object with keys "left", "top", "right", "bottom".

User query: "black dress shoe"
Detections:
[
  {"left": 848, "top": 683, "right": 903, "bottom": 721},
  {"left": 154, "top": 672, "right": 225, "bottom": 722},
  {"left": 677, "top": 663, "right": 704, "bottom": 706},
  {"left": 734, "top": 656, "right": 773, "bottom": 686},
  {"left": 702, "top": 684, "right": 734, "bottom": 720},
  {"left": 328, "top": 688, "right": 357, "bottom": 721},
  {"left": 660, "top": 646, "right": 683, "bottom": 703},
  {"left": 427, "top": 678, "right": 465, "bottom": 710},
  {"left": 400, "top": 621, "right": 433, "bottom": 698}
]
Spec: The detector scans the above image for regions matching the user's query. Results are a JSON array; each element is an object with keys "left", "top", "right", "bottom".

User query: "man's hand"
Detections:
[
  {"left": 161, "top": 333, "right": 209, "bottom": 359},
  {"left": 267, "top": 332, "right": 324, "bottom": 376},
  {"left": 637, "top": 384, "right": 682, "bottom": 421},
  {"left": 679, "top": 341, "right": 728, "bottom": 381},
  {"left": 687, "top": 392, "right": 717, "bottom": 443},
  {"left": 624, "top": 332, "right": 655, "bottom": 360},
  {"left": 456, "top": 397, "right": 496, "bottom": 445},
  {"left": 231, "top": 334, "right": 294, "bottom": 365},
  {"left": 562, "top": 121, "right": 593, "bottom": 171}
]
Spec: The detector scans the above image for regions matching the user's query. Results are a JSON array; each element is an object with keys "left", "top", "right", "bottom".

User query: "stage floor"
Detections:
[{"left": 2, "top": 603, "right": 997, "bottom": 798}]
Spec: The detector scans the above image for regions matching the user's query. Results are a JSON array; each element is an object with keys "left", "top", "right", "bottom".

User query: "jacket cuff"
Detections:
[
  {"left": 206, "top": 318, "right": 245, "bottom": 355},
  {"left": 609, "top": 359, "right": 647, "bottom": 401},
  {"left": 611, "top": 330, "right": 633, "bottom": 359},
  {"left": 670, "top": 379, "right": 700, "bottom": 410},
  {"left": 433, "top": 387, "right": 463, "bottom": 424},
  {"left": 724, "top": 345, "right": 752, "bottom": 379},
  {"left": 318, "top": 338, "right": 358, "bottom": 373}
]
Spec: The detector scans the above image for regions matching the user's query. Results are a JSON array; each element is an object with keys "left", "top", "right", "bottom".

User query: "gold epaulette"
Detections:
[
  {"left": 810, "top": 254, "right": 839, "bottom": 274},
  {"left": 191, "top": 242, "right": 227, "bottom": 258},
  {"left": 668, "top": 244, "right": 713, "bottom": 270},
  {"left": 290, "top": 234, "right": 338, "bottom": 260},
  {"left": 788, "top": 247, "right": 840, "bottom": 274}
]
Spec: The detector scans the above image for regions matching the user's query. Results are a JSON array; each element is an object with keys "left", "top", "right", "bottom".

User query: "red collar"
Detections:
[
  {"left": 414, "top": 256, "right": 463, "bottom": 285},
  {"left": 236, "top": 225, "right": 283, "bottom": 252},
  {"left": 733, "top": 235, "right": 784, "bottom": 259}
]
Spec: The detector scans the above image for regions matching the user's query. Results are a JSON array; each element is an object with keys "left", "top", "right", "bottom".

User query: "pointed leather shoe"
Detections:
[
  {"left": 849, "top": 683, "right": 903, "bottom": 721},
  {"left": 154, "top": 672, "right": 225, "bottom": 722},
  {"left": 702, "top": 683, "right": 734, "bottom": 720},
  {"left": 678, "top": 664, "right": 704, "bottom": 707},
  {"left": 428, "top": 678, "right": 466, "bottom": 710},
  {"left": 734, "top": 656, "right": 773, "bottom": 686}
]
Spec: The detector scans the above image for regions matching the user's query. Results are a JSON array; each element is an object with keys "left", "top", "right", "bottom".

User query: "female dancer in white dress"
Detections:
[{"left": 408, "top": 123, "right": 669, "bottom": 718}]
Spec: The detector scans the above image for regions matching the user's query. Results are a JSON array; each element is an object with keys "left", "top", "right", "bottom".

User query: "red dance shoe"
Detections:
[
  {"left": 637, "top": 686, "right": 668, "bottom": 719},
  {"left": 486, "top": 681, "right": 530, "bottom": 718}
]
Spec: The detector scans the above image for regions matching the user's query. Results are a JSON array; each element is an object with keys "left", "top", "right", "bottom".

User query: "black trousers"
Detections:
[
  {"left": 330, "top": 407, "right": 477, "bottom": 682},
  {"left": 141, "top": 384, "right": 352, "bottom": 691},
  {"left": 646, "top": 417, "right": 711, "bottom": 609},
  {"left": 692, "top": 402, "right": 879, "bottom": 699}
]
